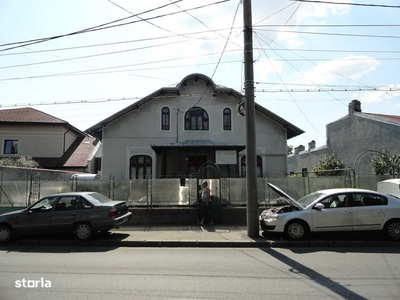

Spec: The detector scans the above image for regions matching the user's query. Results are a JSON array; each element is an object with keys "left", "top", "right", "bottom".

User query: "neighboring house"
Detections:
[
  {"left": 86, "top": 73, "right": 304, "bottom": 179},
  {"left": 0, "top": 107, "right": 101, "bottom": 173},
  {"left": 288, "top": 100, "right": 400, "bottom": 174}
]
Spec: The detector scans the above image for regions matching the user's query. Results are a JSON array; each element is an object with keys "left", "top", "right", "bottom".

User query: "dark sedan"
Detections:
[{"left": 0, "top": 192, "right": 132, "bottom": 243}]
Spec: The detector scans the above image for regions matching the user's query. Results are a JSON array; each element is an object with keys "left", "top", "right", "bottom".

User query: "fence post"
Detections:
[{"left": 109, "top": 174, "right": 115, "bottom": 199}]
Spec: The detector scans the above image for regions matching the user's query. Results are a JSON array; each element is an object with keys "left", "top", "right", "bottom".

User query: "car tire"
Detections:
[
  {"left": 384, "top": 219, "right": 400, "bottom": 241},
  {"left": 0, "top": 224, "right": 13, "bottom": 243},
  {"left": 285, "top": 220, "right": 309, "bottom": 240},
  {"left": 74, "top": 222, "right": 93, "bottom": 241}
]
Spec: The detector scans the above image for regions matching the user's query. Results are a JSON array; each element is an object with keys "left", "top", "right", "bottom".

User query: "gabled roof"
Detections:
[
  {"left": 0, "top": 107, "right": 88, "bottom": 136},
  {"left": 86, "top": 73, "right": 304, "bottom": 140},
  {"left": 34, "top": 137, "right": 100, "bottom": 169}
]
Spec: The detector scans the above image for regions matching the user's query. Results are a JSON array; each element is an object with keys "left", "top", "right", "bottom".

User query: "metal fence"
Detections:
[{"left": 0, "top": 166, "right": 396, "bottom": 208}]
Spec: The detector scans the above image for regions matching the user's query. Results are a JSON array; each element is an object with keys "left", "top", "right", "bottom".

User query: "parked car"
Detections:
[
  {"left": 0, "top": 192, "right": 132, "bottom": 243},
  {"left": 259, "top": 183, "right": 400, "bottom": 241}
]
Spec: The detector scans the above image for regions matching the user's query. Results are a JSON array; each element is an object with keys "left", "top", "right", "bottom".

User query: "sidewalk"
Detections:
[{"left": 2, "top": 225, "right": 399, "bottom": 248}]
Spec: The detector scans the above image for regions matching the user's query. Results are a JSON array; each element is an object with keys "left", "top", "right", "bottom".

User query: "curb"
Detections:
[{"left": 1, "top": 238, "right": 399, "bottom": 248}]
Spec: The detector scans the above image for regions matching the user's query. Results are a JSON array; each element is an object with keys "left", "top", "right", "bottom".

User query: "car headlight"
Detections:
[{"left": 260, "top": 211, "right": 278, "bottom": 221}]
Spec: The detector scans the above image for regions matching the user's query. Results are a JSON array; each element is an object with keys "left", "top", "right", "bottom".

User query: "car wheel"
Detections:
[
  {"left": 74, "top": 222, "right": 93, "bottom": 241},
  {"left": 285, "top": 220, "right": 309, "bottom": 240},
  {"left": 0, "top": 224, "right": 13, "bottom": 243},
  {"left": 384, "top": 219, "right": 400, "bottom": 241}
]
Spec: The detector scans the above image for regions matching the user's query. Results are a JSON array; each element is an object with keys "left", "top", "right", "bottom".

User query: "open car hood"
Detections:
[{"left": 267, "top": 183, "right": 305, "bottom": 210}]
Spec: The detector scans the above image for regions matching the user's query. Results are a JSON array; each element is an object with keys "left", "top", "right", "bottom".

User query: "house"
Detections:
[
  {"left": 0, "top": 107, "right": 101, "bottom": 173},
  {"left": 288, "top": 100, "right": 400, "bottom": 174},
  {"left": 86, "top": 73, "right": 304, "bottom": 179}
]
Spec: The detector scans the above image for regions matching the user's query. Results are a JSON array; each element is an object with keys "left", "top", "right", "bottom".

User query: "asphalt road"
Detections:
[{"left": 1, "top": 246, "right": 400, "bottom": 300}]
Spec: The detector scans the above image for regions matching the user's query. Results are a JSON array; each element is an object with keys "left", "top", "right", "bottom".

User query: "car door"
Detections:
[
  {"left": 350, "top": 192, "right": 388, "bottom": 231},
  {"left": 310, "top": 194, "right": 353, "bottom": 232},
  {"left": 17, "top": 197, "right": 57, "bottom": 234},
  {"left": 51, "top": 196, "right": 81, "bottom": 233}
]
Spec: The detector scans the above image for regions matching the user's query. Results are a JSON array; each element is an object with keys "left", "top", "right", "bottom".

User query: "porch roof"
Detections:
[{"left": 151, "top": 140, "right": 245, "bottom": 151}]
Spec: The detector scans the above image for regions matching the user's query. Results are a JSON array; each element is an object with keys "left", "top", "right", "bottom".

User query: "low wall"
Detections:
[{"left": 127, "top": 207, "right": 266, "bottom": 226}]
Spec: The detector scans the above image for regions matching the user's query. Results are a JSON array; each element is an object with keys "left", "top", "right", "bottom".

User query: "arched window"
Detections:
[
  {"left": 161, "top": 107, "right": 170, "bottom": 130},
  {"left": 241, "top": 156, "right": 263, "bottom": 177},
  {"left": 130, "top": 155, "right": 152, "bottom": 179},
  {"left": 184, "top": 107, "right": 209, "bottom": 130},
  {"left": 223, "top": 108, "right": 231, "bottom": 130}
]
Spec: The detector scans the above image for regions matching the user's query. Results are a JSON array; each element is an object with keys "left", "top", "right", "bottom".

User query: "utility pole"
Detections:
[{"left": 243, "top": 0, "right": 259, "bottom": 237}]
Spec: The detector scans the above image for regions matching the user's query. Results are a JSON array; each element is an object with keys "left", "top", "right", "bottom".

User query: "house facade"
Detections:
[
  {"left": 87, "top": 73, "right": 304, "bottom": 179},
  {"left": 0, "top": 107, "right": 101, "bottom": 173},
  {"left": 288, "top": 100, "right": 400, "bottom": 174}
]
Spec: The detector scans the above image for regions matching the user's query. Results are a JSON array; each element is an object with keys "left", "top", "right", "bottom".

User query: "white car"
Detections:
[{"left": 259, "top": 183, "right": 400, "bottom": 240}]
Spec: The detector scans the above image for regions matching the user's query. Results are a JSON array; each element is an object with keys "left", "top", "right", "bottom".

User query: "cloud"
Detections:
[
  {"left": 298, "top": 55, "right": 379, "bottom": 85},
  {"left": 356, "top": 84, "right": 400, "bottom": 104},
  {"left": 254, "top": 58, "right": 283, "bottom": 80}
]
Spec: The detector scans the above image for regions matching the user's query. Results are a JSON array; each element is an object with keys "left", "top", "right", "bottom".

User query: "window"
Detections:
[
  {"left": 241, "top": 156, "right": 263, "bottom": 177},
  {"left": 130, "top": 155, "right": 152, "bottom": 179},
  {"left": 4, "top": 139, "right": 19, "bottom": 154},
  {"left": 55, "top": 196, "right": 80, "bottom": 211},
  {"left": 161, "top": 107, "right": 170, "bottom": 130},
  {"left": 319, "top": 194, "right": 348, "bottom": 208},
  {"left": 223, "top": 108, "right": 231, "bottom": 130},
  {"left": 351, "top": 193, "right": 387, "bottom": 206},
  {"left": 185, "top": 107, "right": 209, "bottom": 130}
]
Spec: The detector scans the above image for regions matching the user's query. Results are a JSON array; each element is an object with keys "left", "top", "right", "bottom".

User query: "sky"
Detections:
[{"left": 1, "top": 0, "right": 400, "bottom": 149}]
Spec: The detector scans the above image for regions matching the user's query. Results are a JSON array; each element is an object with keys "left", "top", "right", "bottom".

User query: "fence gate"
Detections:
[
  {"left": 353, "top": 150, "right": 393, "bottom": 188},
  {"left": 29, "top": 172, "right": 41, "bottom": 206},
  {"left": 197, "top": 161, "right": 221, "bottom": 223}
]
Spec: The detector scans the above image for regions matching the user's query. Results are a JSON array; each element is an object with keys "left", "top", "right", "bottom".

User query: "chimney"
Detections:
[
  {"left": 308, "top": 140, "right": 316, "bottom": 151},
  {"left": 349, "top": 100, "right": 361, "bottom": 115},
  {"left": 295, "top": 145, "right": 305, "bottom": 154}
]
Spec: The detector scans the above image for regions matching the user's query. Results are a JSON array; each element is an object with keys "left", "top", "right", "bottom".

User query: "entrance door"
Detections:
[{"left": 187, "top": 155, "right": 208, "bottom": 174}]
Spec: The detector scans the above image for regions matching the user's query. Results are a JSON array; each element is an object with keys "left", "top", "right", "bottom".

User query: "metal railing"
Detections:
[{"left": 0, "top": 166, "right": 395, "bottom": 208}]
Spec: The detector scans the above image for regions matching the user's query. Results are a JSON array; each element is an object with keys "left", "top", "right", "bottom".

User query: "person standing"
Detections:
[{"left": 198, "top": 181, "right": 213, "bottom": 225}]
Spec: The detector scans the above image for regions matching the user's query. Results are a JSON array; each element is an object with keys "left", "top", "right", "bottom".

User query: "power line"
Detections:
[
  {"left": 254, "top": 28, "right": 400, "bottom": 39},
  {"left": 289, "top": 0, "right": 400, "bottom": 8},
  {"left": 0, "top": 0, "right": 231, "bottom": 53}
]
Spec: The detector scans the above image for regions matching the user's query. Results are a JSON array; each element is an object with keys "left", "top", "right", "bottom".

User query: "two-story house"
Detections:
[
  {"left": 86, "top": 73, "right": 304, "bottom": 179},
  {"left": 0, "top": 107, "right": 100, "bottom": 173}
]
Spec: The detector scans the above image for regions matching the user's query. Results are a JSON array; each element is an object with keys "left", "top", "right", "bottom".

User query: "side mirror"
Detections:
[{"left": 314, "top": 203, "right": 325, "bottom": 210}]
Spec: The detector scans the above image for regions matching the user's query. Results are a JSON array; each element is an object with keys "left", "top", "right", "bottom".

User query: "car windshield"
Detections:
[
  {"left": 84, "top": 192, "right": 113, "bottom": 205},
  {"left": 297, "top": 192, "right": 326, "bottom": 207}
]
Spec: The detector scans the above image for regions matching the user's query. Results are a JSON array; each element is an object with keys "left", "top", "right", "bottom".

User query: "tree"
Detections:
[
  {"left": 313, "top": 153, "right": 344, "bottom": 176},
  {"left": 0, "top": 156, "right": 39, "bottom": 168},
  {"left": 370, "top": 148, "right": 400, "bottom": 176},
  {"left": 287, "top": 145, "right": 294, "bottom": 155}
]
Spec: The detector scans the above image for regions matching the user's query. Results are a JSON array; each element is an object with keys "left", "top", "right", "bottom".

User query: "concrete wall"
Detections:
[{"left": 128, "top": 207, "right": 267, "bottom": 226}]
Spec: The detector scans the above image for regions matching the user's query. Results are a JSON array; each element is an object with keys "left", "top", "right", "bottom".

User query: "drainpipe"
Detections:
[{"left": 176, "top": 108, "right": 180, "bottom": 143}]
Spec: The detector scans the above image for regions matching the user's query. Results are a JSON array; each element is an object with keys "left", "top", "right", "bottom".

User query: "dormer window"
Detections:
[
  {"left": 161, "top": 107, "right": 170, "bottom": 130},
  {"left": 184, "top": 107, "right": 209, "bottom": 130}
]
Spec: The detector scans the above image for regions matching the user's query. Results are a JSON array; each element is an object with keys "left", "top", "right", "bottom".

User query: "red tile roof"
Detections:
[
  {"left": 367, "top": 113, "right": 400, "bottom": 123},
  {"left": 0, "top": 107, "right": 66, "bottom": 124}
]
